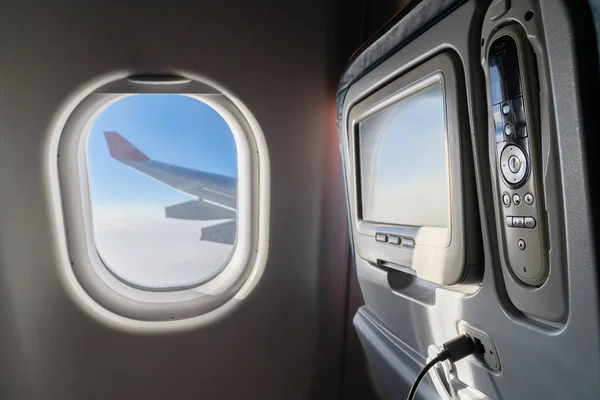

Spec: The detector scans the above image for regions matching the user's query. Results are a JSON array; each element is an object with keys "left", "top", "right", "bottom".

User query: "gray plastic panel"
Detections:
[
  {"left": 342, "top": 0, "right": 600, "bottom": 398},
  {"left": 481, "top": 0, "right": 568, "bottom": 322},
  {"left": 354, "top": 309, "right": 440, "bottom": 400}
]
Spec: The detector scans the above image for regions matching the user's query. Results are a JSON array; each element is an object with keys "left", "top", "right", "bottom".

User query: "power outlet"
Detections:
[{"left": 458, "top": 321, "right": 501, "bottom": 371}]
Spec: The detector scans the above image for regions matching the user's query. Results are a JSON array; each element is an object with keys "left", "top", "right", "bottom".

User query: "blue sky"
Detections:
[{"left": 87, "top": 94, "right": 237, "bottom": 207}]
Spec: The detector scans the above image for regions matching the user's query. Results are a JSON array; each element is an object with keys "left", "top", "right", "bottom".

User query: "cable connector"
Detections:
[
  {"left": 437, "top": 334, "right": 475, "bottom": 363},
  {"left": 407, "top": 334, "right": 476, "bottom": 400}
]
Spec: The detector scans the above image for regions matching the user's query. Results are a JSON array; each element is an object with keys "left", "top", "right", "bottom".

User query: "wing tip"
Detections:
[{"left": 103, "top": 131, "right": 149, "bottom": 162}]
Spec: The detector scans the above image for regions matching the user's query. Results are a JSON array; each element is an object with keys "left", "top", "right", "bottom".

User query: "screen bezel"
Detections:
[{"left": 340, "top": 52, "right": 469, "bottom": 285}]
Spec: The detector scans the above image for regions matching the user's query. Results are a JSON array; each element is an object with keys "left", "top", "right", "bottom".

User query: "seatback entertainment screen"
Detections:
[
  {"left": 357, "top": 82, "right": 450, "bottom": 229},
  {"left": 343, "top": 54, "right": 479, "bottom": 286}
]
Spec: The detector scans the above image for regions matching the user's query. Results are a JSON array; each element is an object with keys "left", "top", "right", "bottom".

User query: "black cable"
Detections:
[
  {"left": 406, "top": 355, "right": 442, "bottom": 400},
  {"left": 406, "top": 334, "right": 476, "bottom": 400}
]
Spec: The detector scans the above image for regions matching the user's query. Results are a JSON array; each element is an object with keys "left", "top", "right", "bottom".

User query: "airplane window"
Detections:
[{"left": 86, "top": 94, "right": 238, "bottom": 290}]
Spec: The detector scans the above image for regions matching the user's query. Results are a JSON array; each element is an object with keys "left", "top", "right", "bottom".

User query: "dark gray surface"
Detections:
[{"left": 337, "top": 0, "right": 468, "bottom": 127}]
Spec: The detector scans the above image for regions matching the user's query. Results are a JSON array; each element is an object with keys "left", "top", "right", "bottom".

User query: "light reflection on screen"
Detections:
[{"left": 358, "top": 82, "right": 450, "bottom": 228}]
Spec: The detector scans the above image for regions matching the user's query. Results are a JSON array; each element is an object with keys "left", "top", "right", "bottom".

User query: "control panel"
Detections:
[
  {"left": 488, "top": 29, "right": 548, "bottom": 287},
  {"left": 375, "top": 233, "right": 415, "bottom": 249}
]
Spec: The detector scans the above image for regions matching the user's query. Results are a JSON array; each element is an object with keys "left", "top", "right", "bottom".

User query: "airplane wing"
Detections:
[
  {"left": 103, "top": 131, "right": 237, "bottom": 245},
  {"left": 200, "top": 220, "right": 236, "bottom": 245}
]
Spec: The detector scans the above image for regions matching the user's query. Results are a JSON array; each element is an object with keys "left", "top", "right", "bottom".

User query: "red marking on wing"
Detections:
[{"left": 104, "top": 131, "right": 149, "bottom": 162}]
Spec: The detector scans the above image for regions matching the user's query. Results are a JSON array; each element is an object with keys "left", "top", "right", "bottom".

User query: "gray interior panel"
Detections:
[
  {"left": 481, "top": 0, "right": 568, "bottom": 322},
  {"left": 339, "top": 0, "right": 600, "bottom": 398}
]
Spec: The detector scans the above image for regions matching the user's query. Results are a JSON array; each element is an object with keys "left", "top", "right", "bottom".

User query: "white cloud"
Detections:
[{"left": 91, "top": 204, "right": 235, "bottom": 288}]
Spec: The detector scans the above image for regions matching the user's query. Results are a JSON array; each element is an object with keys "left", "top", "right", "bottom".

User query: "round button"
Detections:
[
  {"left": 518, "top": 239, "right": 526, "bottom": 251},
  {"left": 504, "top": 124, "right": 513, "bottom": 136},
  {"left": 500, "top": 145, "right": 528, "bottom": 186},
  {"left": 513, "top": 194, "right": 521, "bottom": 205},
  {"left": 502, "top": 193, "right": 511, "bottom": 207},
  {"left": 508, "top": 155, "right": 521, "bottom": 172},
  {"left": 502, "top": 103, "right": 511, "bottom": 115},
  {"left": 524, "top": 193, "right": 534, "bottom": 205}
]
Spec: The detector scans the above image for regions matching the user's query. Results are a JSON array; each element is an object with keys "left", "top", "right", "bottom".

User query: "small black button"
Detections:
[{"left": 518, "top": 239, "right": 526, "bottom": 251}]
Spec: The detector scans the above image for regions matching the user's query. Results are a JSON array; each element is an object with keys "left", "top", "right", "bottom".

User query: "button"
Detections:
[
  {"left": 524, "top": 217, "right": 536, "bottom": 229},
  {"left": 513, "top": 217, "right": 525, "bottom": 228},
  {"left": 524, "top": 193, "right": 534, "bottom": 205},
  {"left": 513, "top": 194, "right": 521, "bottom": 205},
  {"left": 502, "top": 192, "right": 511, "bottom": 206},
  {"left": 402, "top": 238, "right": 415, "bottom": 248},
  {"left": 505, "top": 216, "right": 514, "bottom": 227},
  {"left": 375, "top": 234, "right": 387, "bottom": 243},
  {"left": 518, "top": 239, "right": 526, "bottom": 251},
  {"left": 500, "top": 145, "right": 528, "bottom": 185},
  {"left": 504, "top": 124, "right": 514, "bottom": 136},
  {"left": 508, "top": 155, "right": 520, "bottom": 172},
  {"left": 502, "top": 103, "right": 511, "bottom": 115},
  {"left": 388, "top": 236, "right": 401, "bottom": 245}
]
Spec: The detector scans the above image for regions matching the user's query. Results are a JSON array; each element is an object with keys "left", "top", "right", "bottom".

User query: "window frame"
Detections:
[{"left": 56, "top": 77, "right": 268, "bottom": 322}]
